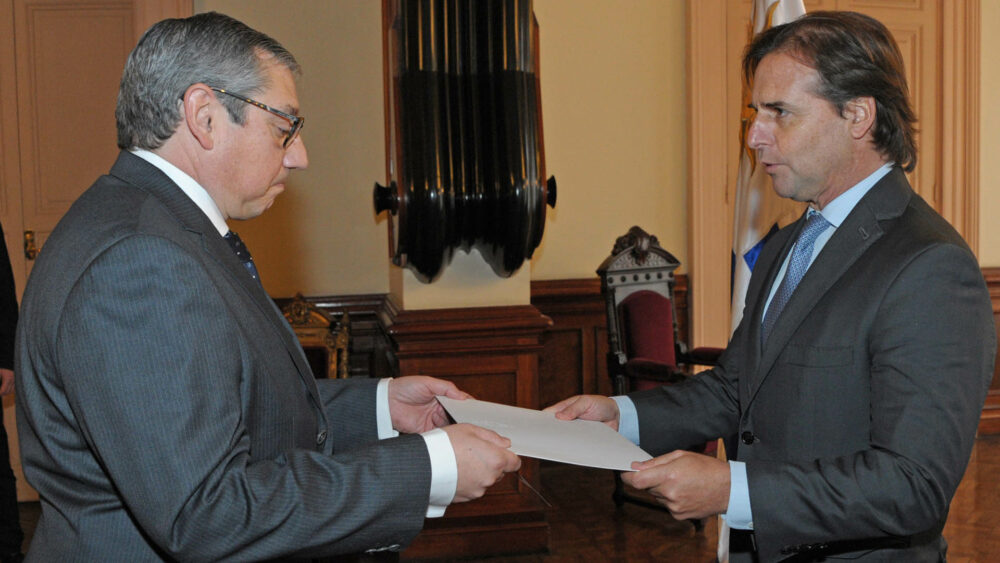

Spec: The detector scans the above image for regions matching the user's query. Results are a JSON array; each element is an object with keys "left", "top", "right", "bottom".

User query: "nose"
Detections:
[
  {"left": 284, "top": 135, "right": 309, "bottom": 169},
  {"left": 746, "top": 117, "right": 768, "bottom": 150}
]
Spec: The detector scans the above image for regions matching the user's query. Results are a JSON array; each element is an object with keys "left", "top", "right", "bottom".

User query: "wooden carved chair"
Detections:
[
  {"left": 282, "top": 293, "right": 350, "bottom": 379},
  {"left": 596, "top": 226, "right": 723, "bottom": 525}
]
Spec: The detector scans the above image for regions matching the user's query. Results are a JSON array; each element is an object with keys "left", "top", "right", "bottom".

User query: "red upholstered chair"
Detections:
[
  {"left": 619, "top": 289, "right": 682, "bottom": 391},
  {"left": 597, "top": 226, "right": 723, "bottom": 526}
]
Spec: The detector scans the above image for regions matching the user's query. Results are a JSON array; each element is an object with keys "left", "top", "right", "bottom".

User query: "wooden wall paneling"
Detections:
[
  {"left": 531, "top": 279, "right": 608, "bottom": 408},
  {"left": 12, "top": 0, "right": 134, "bottom": 285},
  {"left": 531, "top": 276, "right": 691, "bottom": 409},
  {"left": 131, "top": 0, "right": 192, "bottom": 42},
  {"left": 979, "top": 267, "right": 1000, "bottom": 436},
  {"left": 0, "top": 0, "right": 27, "bottom": 296},
  {"left": 686, "top": 0, "right": 732, "bottom": 351},
  {"left": 379, "top": 301, "right": 552, "bottom": 560}
]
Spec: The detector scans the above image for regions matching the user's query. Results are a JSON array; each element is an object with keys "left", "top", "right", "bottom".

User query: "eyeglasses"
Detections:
[{"left": 209, "top": 87, "right": 304, "bottom": 148}]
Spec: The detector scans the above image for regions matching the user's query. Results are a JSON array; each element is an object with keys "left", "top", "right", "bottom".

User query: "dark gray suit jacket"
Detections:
[
  {"left": 15, "top": 151, "right": 433, "bottom": 561},
  {"left": 631, "top": 168, "right": 995, "bottom": 562}
]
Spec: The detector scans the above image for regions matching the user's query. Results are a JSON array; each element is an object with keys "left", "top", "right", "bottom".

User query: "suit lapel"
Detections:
[
  {"left": 741, "top": 223, "right": 796, "bottom": 400},
  {"left": 107, "top": 152, "right": 321, "bottom": 406},
  {"left": 748, "top": 168, "right": 912, "bottom": 401}
]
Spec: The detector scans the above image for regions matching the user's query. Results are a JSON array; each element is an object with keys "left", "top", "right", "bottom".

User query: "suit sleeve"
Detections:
[
  {"left": 0, "top": 221, "right": 18, "bottom": 370},
  {"left": 630, "top": 328, "right": 744, "bottom": 455},
  {"left": 315, "top": 376, "right": 383, "bottom": 452},
  {"left": 57, "top": 235, "right": 431, "bottom": 561},
  {"left": 747, "top": 243, "right": 995, "bottom": 554}
]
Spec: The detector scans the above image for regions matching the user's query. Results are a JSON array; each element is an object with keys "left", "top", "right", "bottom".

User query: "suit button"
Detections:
[
  {"left": 316, "top": 430, "right": 328, "bottom": 445},
  {"left": 741, "top": 431, "right": 755, "bottom": 445}
]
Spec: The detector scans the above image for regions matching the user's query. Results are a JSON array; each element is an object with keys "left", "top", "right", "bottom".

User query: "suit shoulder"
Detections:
[{"left": 887, "top": 194, "right": 973, "bottom": 257}]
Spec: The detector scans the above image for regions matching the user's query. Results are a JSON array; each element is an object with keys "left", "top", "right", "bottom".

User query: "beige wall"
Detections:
[
  {"left": 529, "top": 0, "right": 689, "bottom": 279},
  {"left": 981, "top": 0, "right": 1000, "bottom": 267},
  {"left": 196, "top": 0, "right": 391, "bottom": 297},
  {"left": 194, "top": 0, "right": 689, "bottom": 298},
  {"left": 193, "top": 0, "right": 996, "bottom": 299}
]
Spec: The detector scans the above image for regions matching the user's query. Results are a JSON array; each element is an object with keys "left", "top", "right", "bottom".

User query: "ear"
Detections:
[
  {"left": 844, "top": 96, "right": 876, "bottom": 140},
  {"left": 180, "top": 84, "right": 219, "bottom": 150}
]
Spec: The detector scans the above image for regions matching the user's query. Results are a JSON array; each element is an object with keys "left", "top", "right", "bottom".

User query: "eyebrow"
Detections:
[{"left": 748, "top": 101, "right": 786, "bottom": 112}]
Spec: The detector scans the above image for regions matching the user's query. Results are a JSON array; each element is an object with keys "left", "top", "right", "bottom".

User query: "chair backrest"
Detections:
[
  {"left": 597, "top": 226, "right": 682, "bottom": 393},
  {"left": 619, "top": 289, "right": 677, "bottom": 367}
]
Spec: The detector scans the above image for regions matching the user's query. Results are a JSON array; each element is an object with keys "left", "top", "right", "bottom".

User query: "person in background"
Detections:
[
  {"left": 0, "top": 221, "right": 23, "bottom": 563},
  {"left": 548, "top": 11, "right": 995, "bottom": 562},
  {"left": 15, "top": 12, "right": 519, "bottom": 561}
]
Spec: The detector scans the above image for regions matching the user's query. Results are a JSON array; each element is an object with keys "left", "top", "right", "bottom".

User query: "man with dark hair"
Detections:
[
  {"left": 549, "top": 11, "right": 994, "bottom": 562},
  {"left": 15, "top": 12, "right": 520, "bottom": 561}
]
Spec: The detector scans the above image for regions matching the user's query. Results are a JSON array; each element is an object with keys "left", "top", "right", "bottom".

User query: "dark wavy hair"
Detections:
[{"left": 743, "top": 11, "right": 917, "bottom": 172}]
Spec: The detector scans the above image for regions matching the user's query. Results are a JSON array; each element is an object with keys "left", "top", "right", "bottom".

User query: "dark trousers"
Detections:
[{"left": 0, "top": 421, "right": 22, "bottom": 554}]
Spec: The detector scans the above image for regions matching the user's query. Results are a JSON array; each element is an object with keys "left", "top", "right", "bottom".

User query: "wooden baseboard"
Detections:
[
  {"left": 380, "top": 301, "right": 552, "bottom": 559},
  {"left": 979, "top": 390, "right": 1000, "bottom": 436}
]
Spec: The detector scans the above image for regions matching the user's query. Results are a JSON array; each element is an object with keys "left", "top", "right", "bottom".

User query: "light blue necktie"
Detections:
[
  {"left": 761, "top": 212, "right": 830, "bottom": 344},
  {"left": 224, "top": 230, "right": 261, "bottom": 283}
]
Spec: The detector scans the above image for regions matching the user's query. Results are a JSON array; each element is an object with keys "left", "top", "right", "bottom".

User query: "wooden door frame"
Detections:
[
  {"left": 133, "top": 0, "right": 193, "bottom": 39},
  {"left": 686, "top": 0, "right": 980, "bottom": 348}
]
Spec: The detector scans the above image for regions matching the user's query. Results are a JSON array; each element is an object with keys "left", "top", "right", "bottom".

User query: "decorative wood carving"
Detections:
[
  {"left": 273, "top": 293, "right": 389, "bottom": 380},
  {"left": 281, "top": 293, "right": 349, "bottom": 379}
]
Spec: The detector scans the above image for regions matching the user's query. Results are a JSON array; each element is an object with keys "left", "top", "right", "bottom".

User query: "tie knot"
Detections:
[
  {"left": 224, "top": 230, "right": 250, "bottom": 260},
  {"left": 224, "top": 230, "right": 260, "bottom": 282},
  {"left": 798, "top": 212, "right": 830, "bottom": 248}
]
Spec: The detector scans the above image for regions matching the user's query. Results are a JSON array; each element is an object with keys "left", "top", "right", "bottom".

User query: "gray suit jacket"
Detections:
[
  {"left": 15, "top": 151, "right": 432, "bottom": 561},
  {"left": 631, "top": 168, "right": 995, "bottom": 562}
]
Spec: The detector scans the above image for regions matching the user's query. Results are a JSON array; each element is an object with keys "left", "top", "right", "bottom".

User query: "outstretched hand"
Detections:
[
  {"left": 444, "top": 423, "right": 522, "bottom": 502},
  {"left": 542, "top": 394, "right": 620, "bottom": 431},
  {"left": 621, "top": 450, "right": 730, "bottom": 520},
  {"left": 388, "top": 376, "right": 470, "bottom": 434}
]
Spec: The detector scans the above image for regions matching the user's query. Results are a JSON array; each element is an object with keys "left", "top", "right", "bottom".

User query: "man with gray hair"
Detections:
[{"left": 15, "top": 12, "right": 519, "bottom": 561}]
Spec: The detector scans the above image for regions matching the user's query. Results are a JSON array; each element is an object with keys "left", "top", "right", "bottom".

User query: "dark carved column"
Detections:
[{"left": 379, "top": 299, "right": 552, "bottom": 559}]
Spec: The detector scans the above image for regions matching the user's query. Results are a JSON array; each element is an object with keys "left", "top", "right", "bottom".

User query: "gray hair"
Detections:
[{"left": 116, "top": 12, "right": 299, "bottom": 150}]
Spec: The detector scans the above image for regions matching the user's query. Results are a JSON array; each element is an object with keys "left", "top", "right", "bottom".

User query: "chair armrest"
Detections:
[
  {"left": 624, "top": 358, "right": 687, "bottom": 385},
  {"left": 680, "top": 346, "right": 724, "bottom": 367}
]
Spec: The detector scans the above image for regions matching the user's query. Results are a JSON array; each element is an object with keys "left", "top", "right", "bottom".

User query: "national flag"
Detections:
[
  {"left": 729, "top": 0, "right": 807, "bottom": 335},
  {"left": 721, "top": 2, "right": 806, "bottom": 562}
]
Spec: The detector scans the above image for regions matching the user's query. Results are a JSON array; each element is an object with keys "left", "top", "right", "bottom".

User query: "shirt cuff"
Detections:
[
  {"left": 376, "top": 379, "right": 399, "bottom": 440},
  {"left": 611, "top": 395, "right": 640, "bottom": 445},
  {"left": 722, "top": 460, "right": 753, "bottom": 530},
  {"left": 421, "top": 428, "right": 458, "bottom": 517}
]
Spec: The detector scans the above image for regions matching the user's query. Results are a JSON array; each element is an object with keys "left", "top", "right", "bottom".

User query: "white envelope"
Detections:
[{"left": 437, "top": 396, "right": 652, "bottom": 471}]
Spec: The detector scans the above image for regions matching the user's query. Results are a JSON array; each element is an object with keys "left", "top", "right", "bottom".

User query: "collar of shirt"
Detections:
[
  {"left": 130, "top": 149, "right": 230, "bottom": 237},
  {"left": 814, "top": 161, "right": 895, "bottom": 228},
  {"left": 763, "top": 162, "right": 896, "bottom": 316}
]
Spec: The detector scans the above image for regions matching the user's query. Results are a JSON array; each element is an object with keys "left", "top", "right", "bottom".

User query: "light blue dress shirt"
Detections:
[{"left": 613, "top": 162, "right": 893, "bottom": 529}]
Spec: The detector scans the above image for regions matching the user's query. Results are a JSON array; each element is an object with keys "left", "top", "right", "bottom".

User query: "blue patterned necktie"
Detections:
[
  {"left": 761, "top": 212, "right": 830, "bottom": 344},
  {"left": 224, "top": 231, "right": 261, "bottom": 283}
]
